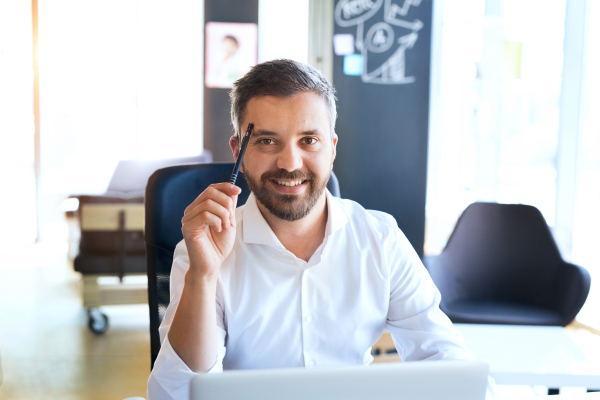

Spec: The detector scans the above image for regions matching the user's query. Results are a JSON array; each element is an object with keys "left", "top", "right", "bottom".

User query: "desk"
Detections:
[
  {"left": 455, "top": 324, "right": 600, "bottom": 390},
  {"left": 522, "top": 394, "right": 600, "bottom": 399}
]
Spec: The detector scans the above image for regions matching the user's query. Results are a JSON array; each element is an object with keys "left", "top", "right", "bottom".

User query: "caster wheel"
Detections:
[{"left": 88, "top": 308, "right": 109, "bottom": 334}]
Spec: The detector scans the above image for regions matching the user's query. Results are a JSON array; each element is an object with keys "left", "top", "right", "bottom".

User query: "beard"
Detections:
[{"left": 242, "top": 164, "right": 330, "bottom": 222}]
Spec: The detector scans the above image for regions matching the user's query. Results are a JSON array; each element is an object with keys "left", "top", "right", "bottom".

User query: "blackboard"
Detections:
[{"left": 332, "top": 0, "right": 433, "bottom": 257}]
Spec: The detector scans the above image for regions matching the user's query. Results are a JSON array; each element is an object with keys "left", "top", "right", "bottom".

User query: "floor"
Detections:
[
  {"left": 0, "top": 239, "right": 596, "bottom": 399},
  {"left": 0, "top": 240, "right": 150, "bottom": 400}
]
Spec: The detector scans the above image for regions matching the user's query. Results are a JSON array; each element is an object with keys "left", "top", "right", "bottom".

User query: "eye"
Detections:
[
  {"left": 258, "top": 138, "right": 275, "bottom": 145},
  {"left": 302, "top": 137, "right": 318, "bottom": 145}
]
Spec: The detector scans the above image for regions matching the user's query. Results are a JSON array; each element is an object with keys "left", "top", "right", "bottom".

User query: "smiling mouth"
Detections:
[{"left": 271, "top": 179, "right": 307, "bottom": 187}]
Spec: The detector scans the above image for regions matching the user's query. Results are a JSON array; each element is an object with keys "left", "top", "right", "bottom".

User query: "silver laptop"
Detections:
[{"left": 190, "top": 360, "right": 489, "bottom": 400}]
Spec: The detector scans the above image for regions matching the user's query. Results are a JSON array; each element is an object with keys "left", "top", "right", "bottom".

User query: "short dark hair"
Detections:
[{"left": 230, "top": 59, "right": 337, "bottom": 142}]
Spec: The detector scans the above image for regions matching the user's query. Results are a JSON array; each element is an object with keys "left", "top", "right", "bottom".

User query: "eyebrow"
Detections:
[
  {"left": 252, "top": 130, "right": 278, "bottom": 137},
  {"left": 252, "top": 129, "right": 324, "bottom": 138}
]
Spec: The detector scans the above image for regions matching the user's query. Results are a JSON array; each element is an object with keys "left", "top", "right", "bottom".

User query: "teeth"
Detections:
[{"left": 274, "top": 179, "right": 304, "bottom": 187}]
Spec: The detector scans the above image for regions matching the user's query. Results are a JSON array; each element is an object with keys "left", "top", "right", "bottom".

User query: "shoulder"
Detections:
[
  {"left": 332, "top": 197, "right": 420, "bottom": 277},
  {"left": 332, "top": 196, "right": 400, "bottom": 240}
]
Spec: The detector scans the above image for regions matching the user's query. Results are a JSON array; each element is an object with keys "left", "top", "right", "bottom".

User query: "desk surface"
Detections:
[
  {"left": 524, "top": 394, "right": 600, "bottom": 399},
  {"left": 455, "top": 324, "right": 600, "bottom": 388}
]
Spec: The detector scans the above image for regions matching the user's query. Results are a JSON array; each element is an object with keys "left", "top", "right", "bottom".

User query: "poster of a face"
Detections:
[{"left": 205, "top": 22, "right": 258, "bottom": 88}]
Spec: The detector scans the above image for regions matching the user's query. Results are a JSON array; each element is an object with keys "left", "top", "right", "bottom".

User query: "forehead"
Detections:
[{"left": 242, "top": 92, "right": 331, "bottom": 134}]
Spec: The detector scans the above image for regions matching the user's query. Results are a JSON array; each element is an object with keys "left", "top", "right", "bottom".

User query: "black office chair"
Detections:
[
  {"left": 423, "top": 202, "right": 591, "bottom": 326},
  {"left": 145, "top": 162, "right": 341, "bottom": 369}
]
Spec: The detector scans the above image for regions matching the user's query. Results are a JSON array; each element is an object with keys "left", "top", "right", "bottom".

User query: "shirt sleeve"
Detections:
[
  {"left": 383, "top": 222, "right": 473, "bottom": 362},
  {"left": 383, "top": 221, "right": 496, "bottom": 398},
  {"left": 147, "top": 240, "right": 227, "bottom": 400}
]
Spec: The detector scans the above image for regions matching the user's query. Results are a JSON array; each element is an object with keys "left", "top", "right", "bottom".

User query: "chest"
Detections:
[{"left": 220, "top": 242, "right": 391, "bottom": 344}]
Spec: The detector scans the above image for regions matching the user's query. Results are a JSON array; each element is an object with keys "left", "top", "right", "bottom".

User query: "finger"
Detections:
[
  {"left": 181, "top": 199, "right": 229, "bottom": 227},
  {"left": 185, "top": 185, "right": 232, "bottom": 215},
  {"left": 182, "top": 209, "right": 223, "bottom": 234},
  {"left": 212, "top": 182, "right": 242, "bottom": 196},
  {"left": 182, "top": 199, "right": 231, "bottom": 228},
  {"left": 184, "top": 183, "right": 241, "bottom": 214}
]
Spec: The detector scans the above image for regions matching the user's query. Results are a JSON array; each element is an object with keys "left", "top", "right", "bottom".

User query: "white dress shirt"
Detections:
[{"left": 147, "top": 190, "right": 494, "bottom": 399}]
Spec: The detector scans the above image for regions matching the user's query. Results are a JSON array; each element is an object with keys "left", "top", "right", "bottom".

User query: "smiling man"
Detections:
[{"left": 147, "top": 59, "right": 492, "bottom": 399}]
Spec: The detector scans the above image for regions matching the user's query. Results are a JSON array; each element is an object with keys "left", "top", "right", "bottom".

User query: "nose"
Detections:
[{"left": 276, "top": 142, "right": 303, "bottom": 172}]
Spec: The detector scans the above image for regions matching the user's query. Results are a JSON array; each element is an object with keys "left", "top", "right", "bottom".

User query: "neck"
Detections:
[{"left": 256, "top": 193, "right": 328, "bottom": 262}]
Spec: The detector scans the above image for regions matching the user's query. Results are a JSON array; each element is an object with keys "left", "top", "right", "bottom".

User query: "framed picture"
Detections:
[{"left": 205, "top": 22, "right": 258, "bottom": 88}]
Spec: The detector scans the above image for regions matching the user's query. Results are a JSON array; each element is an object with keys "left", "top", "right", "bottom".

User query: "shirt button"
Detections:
[
  {"left": 305, "top": 315, "right": 312, "bottom": 322},
  {"left": 308, "top": 361, "right": 315, "bottom": 368}
]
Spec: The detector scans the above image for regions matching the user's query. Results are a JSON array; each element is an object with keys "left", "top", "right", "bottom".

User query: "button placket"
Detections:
[
  {"left": 300, "top": 268, "right": 314, "bottom": 367},
  {"left": 300, "top": 269, "right": 307, "bottom": 364}
]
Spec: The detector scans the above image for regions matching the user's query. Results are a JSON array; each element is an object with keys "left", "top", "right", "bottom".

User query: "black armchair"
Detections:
[
  {"left": 145, "top": 163, "right": 341, "bottom": 368},
  {"left": 423, "top": 202, "right": 591, "bottom": 326}
]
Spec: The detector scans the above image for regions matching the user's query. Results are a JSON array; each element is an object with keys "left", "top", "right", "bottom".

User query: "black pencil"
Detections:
[{"left": 229, "top": 123, "right": 254, "bottom": 185}]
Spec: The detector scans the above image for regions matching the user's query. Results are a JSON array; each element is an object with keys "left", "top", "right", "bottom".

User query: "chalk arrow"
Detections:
[
  {"left": 385, "top": 17, "right": 423, "bottom": 31},
  {"left": 398, "top": 32, "right": 418, "bottom": 49},
  {"left": 390, "top": 2, "right": 409, "bottom": 17},
  {"left": 355, "top": 23, "right": 364, "bottom": 51}
]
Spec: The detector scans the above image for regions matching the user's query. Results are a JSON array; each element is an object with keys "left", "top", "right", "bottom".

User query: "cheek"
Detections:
[
  {"left": 243, "top": 152, "right": 276, "bottom": 175},
  {"left": 306, "top": 152, "right": 334, "bottom": 173}
]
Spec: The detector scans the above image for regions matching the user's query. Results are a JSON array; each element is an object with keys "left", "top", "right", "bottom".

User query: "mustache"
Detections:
[{"left": 261, "top": 169, "right": 314, "bottom": 182}]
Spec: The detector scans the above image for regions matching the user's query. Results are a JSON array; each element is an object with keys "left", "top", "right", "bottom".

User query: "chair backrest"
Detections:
[
  {"left": 432, "top": 202, "right": 564, "bottom": 307},
  {"left": 145, "top": 162, "right": 340, "bottom": 368}
]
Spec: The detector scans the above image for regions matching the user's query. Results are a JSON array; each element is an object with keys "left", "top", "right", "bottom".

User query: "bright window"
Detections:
[
  {"left": 0, "top": 1, "right": 36, "bottom": 253},
  {"left": 38, "top": 0, "right": 204, "bottom": 196},
  {"left": 571, "top": 0, "right": 600, "bottom": 328},
  {"left": 427, "top": 0, "right": 600, "bottom": 328}
]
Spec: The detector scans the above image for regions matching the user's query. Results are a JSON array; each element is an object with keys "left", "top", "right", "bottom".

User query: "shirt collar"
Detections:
[
  {"left": 242, "top": 193, "right": 281, "bottom": 247},
  {"left": 324, "top": 188, "right": 349, "bottom": 237},
  {"left": 242, "top": 189, "right": 348, "bottom": 247}
]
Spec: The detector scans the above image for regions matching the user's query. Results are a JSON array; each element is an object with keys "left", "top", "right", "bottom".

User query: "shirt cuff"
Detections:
[{"left": 147, "top": 335, "right": 226, "bottom": 400}]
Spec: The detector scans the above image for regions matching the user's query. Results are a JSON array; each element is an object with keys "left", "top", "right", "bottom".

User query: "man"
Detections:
[{"left": 147, "top": 59, "right": 494, "bottom": 399}]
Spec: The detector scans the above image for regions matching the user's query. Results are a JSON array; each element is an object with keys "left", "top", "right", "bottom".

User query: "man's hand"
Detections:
[
  {"left": 168, "top": 183, "right": 241, "bottom": 372},
  {"left": 181, "top": 183, "right": 242, "bottom": 279}
]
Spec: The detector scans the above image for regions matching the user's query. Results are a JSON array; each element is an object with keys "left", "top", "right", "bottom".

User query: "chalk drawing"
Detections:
[
  {"left": 334, "top": 0, "right": 384, "bottom": 27},
  {"left": 335, "top": 0, "right": 424, "bottom": 85}
]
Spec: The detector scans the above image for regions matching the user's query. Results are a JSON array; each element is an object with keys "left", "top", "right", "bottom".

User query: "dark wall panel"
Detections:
[
  {"left": 332, "top": 0, "right": 432, "bottom": 256},
  {"left": 203, "top": 0, "right": 259, "bottom": 162}
]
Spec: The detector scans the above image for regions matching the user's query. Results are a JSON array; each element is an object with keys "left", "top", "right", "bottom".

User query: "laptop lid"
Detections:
[{"left": 190, "top": 360, "right": 489, "bottom": 400}]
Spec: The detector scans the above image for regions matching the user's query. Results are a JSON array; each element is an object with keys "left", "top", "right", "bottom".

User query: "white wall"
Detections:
[{"left": 258, "top": 0, "right": 309, "bottom": 63}]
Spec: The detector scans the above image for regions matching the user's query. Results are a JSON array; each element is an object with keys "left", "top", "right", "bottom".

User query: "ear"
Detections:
[
  {"left": 230, "top": 135, "right": 240, "bottom": 160},
  {"left": 331, "top": 132, "right": 338, "bottom": 162},
  {"left": 230, "top": 135, "right": 244, "bottom": 173}
]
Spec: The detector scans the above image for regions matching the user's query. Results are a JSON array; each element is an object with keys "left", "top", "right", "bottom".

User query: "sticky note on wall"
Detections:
[
  {"left": 333, "top": 34, "right": 355, "bottom": 56},
  {"left": 343, "top": 54, "right": 363, "bottom": 76}
]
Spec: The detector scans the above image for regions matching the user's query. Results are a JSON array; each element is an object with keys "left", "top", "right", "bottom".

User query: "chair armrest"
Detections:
[
  {"left": 422, "top": 255, "right": 435, "bottom": 269},
  {"left": 423, "top": 255, "right": 453, "bottom": 308},
  {"left": 422, "top": 255, "right": 440, "bottom": 283},
  {"left": 552, "top": 262, "right": 591, "bottom": 325}
]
